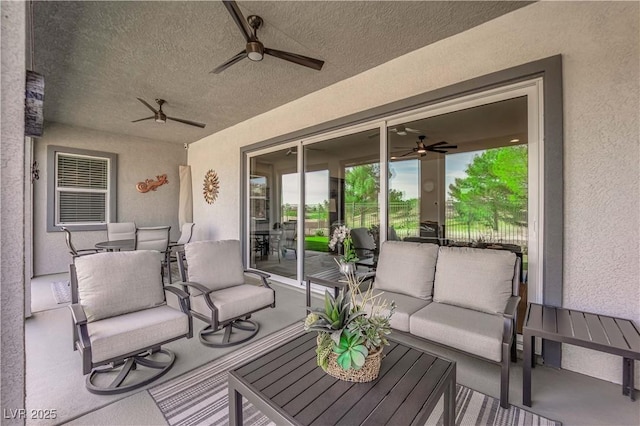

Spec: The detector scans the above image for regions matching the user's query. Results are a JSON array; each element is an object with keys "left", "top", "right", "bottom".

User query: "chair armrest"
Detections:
[
  {"left": 502, "top": 296, "right": 520, "bottom": 319},
  {"left": 502, "top": 295, "right": 520, "bottom": 344},
  {"left": 245, "top": 269, "right": 272, "bottom": 289},
  {"left": 69, "top": 303, "right": 88, "bottom": 325},
  {"left": 245, "top": 269, "right": 270, "bottom": 279},
  {"left": 180, "top": 281, "right": 217, "bottom": 312},
  {"left": 164, "top": 285, "right": 191, "bottom": 314}
]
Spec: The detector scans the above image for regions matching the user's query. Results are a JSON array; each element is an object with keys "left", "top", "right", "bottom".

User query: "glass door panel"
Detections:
[
  {"left": 303, "top": 130, "right": 380, "bottom": 277},
  {"left": 387, "top": 96, "right": 529, "bottom": 280},
  {"left": 249, "top": 147, "right": 298, "bottom": 278}
]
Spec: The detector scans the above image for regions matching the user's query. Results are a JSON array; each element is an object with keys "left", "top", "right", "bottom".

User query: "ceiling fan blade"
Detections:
[
  {"left": 223, "top": 0, "right": 252, "bottom": 42},
  {"left": 428, "top": 141, "right": 447, "bottom": 147},
  {"left": 211, "top": 50, "right": 247, "bottom": 74},
  {"left": 428, "top": 149, "right": 449, "bottom": 154},
  {"left": 137, "top": 98, "right": 158, "bottom": 114},
  {"left": 264, "top": 47, "right": 324, "bottom": 71},
  {"left": 399, "top": 151, "right": 417, "bottom": 158},
  {"left": 437, "top": 145, "right": 458, "bottom": 149},
  {"left": 405, "top": 127, "right": 422, "bottom": 134},
  {"left": 131, "top": 116, "right": 155, "bottom": 123},
  {"left": 167, "top": 116, "right": 206, "bottom": 128}
]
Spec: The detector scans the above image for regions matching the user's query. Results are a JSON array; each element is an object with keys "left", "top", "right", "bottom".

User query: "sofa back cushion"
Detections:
[
  {"left": 75, "top": 250, "right": 165, "bottom": 322},
  {"left": 434, "top": 247, "right": 516, "bottom": 314},
  {"left": 373, "top": 241, "right": 439, "bottom": 300},
  {"left": 185, "top": 240, "right": 245, "bottom": 291}
]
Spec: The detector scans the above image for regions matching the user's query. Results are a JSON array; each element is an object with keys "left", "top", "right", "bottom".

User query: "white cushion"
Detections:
[
  {"left": 87, "top": 305, "right": 189, "bottom": 363},
  {"left": 75, "top": 251, "right": 165, "bottom": 322},
  {"left": 190, "top": 284, "right": 275, "bottom": 322},
  {"left": 434, "top": 247, "right": 516, "bottom": 314},
  {"left": 356, "top": 290, "right": 430, "bottom": 332},
  {"left": 410, "top": 302, "right": 504, "bottom": 362},
  {"left": 185, "top": 240, "right": 245, "bottom": 291},
  {"left": 373, "top": 241, "right": 439, "bottom": 300},
  {"left": 107, "top": 222, "right": 136, "bottom": 241}
]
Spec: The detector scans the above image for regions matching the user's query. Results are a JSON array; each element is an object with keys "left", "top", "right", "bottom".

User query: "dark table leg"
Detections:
[
  {"left": 623, "top": 357, "right": 636, "bottom": 401},
  {"left": 523, "top": 330, "right": 533, "bottom": 407},
  {"left": 444, "top": 367, "right": 456, "bottom": 426},
  {"left": 229, "top": 386, "right": 243, "bottom": 426},
  {"left": 306, "top": 279, "right": 311, "bottom": 313}
]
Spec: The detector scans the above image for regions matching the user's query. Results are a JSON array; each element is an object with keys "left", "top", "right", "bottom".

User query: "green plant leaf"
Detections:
[
  {"left": 350, "top": 349, "right": 366, "bottom": 369},
  {"left": 337, "top": 351, "right": 352, "bottom": 370}
]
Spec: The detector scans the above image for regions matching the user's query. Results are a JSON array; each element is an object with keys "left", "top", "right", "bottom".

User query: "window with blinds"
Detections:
[{"left": 55, "top": 153, "right": 110, "bottom": 225}]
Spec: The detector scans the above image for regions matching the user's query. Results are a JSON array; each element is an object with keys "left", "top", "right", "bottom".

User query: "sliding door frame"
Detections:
[{"left": 240, "top": 55, "right": 563, "bottom": 366}]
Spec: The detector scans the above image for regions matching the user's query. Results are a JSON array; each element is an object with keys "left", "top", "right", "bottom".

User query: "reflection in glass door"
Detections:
[
  {"left": 248, "top": 147, "right": 298, "bottom": 278},
  {"left": 303, "top": 130, "right": 380, "bottom": 277}
]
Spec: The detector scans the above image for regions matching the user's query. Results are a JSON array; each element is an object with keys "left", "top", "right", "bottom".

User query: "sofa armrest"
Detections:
[{"left": 502, "top": 296, "right": 520, "bottom": 319}]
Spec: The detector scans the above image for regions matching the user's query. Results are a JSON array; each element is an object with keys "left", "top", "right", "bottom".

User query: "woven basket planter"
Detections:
[{"left": 325, "top": 346, "right": 383, "bottom": 383}]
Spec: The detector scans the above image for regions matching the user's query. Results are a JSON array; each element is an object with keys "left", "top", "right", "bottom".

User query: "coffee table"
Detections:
[{"left": 228, "top": 332, "right": 456, "bottom": 425}]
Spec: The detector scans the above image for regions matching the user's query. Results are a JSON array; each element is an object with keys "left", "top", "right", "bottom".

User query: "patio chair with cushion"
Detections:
[
  {"left": 61, "top": 226, "right": 100, "bottom": 257},
  {"left": 135, "top": 226, "right": 172, "bottom": 282},
  {"left": 350, "top": 227, "right": 376, "bottom": 258},
  {"left": 107, "top": 222, "right": 136, "bottom": 241},
  {"left": 69, "top": 250, "right": 192, "bottom": 394},
  {"left": 177, "top": 239, "right": 276, "bottom": 347}
]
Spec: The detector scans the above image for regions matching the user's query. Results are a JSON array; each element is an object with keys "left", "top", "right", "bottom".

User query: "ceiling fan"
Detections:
[
  {"left": 368, "top": 125, "right": 423, "bottom": 138},
  {"left": 285, "top": 147, "right": 323, "bottom": 156},
  {"left": 211, "top": 0, "right": 325, "bottom": 74},
  {"left": 131, "top": 98, "right": 206, "bottom": 129},
  {"left": 392, "top": 135, "right": 458, "bottom": 158}
]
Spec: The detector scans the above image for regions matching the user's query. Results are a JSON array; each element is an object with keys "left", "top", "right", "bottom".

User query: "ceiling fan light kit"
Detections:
[{"left": 394, "top": 135, "right": 458, "bottom": 158}]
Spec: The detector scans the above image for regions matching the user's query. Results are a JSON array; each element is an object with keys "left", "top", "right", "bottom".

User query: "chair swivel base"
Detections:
[
  {"left": 199, "top": 319, "right": 260, "bottom": 348},
  {"left": 86, "top": 349, "right": 176, "bottom": 395}
]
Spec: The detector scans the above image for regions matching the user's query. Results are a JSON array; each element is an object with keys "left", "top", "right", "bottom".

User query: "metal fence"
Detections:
[{"left": 285, "top": 201, "right": 528, "bottom": 251}]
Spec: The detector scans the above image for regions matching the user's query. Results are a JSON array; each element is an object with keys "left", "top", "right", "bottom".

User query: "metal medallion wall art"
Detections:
[
  {"left": 136, "top": 174, "right": 169, "bottom": 193},
  {"left": 203, "top": 170, "right": 220, "bottom": 204}
]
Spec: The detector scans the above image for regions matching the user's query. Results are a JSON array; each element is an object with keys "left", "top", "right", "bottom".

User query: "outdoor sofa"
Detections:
[{"left": 363, "top": 241, "right": 521, "bottom": 408}]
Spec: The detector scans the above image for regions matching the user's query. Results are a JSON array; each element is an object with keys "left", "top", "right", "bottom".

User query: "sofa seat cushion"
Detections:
[
  {"left": 409, "top": 302, "right": 504, "bottom": 362},
  {"left": 191, "top": 284, "right": 275, "bottom": 322},
  {"left": 356, "top": 290, "right": 431, "bottom": 332},
  {"left": 434, "top": 247, "right": 516, "bottom": 314},
  {"left": 87, "top": 305, "right": 189, "bottom": 363},
  {"left": 373, "top": 241, "right": 439, "bottom": 300}
]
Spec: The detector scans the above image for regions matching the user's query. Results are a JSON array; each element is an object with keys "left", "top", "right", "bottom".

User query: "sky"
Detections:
[{"left": 280, "top": 150, "right": 482, "bottom": 205}]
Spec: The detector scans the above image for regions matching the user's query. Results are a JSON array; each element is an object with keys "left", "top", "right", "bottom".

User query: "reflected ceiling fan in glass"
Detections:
[
  {"left": 368, "top": 125, "right": 423, "bottom": 139},
  {"left": 391, "top": 135, "right": 458, "bottom": 159}
]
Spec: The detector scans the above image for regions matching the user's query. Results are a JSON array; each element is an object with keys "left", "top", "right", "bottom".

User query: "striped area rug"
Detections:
[{"left": 149, "top": 322, "right": 560, "bottom": 426}]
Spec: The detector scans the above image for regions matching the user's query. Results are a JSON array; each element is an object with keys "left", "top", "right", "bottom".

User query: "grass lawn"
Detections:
[{"left": 305, "top": 236, "right": 329, "bottom": 252}]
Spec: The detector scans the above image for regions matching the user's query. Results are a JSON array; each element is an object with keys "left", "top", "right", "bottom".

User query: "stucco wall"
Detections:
[
  {"left": 188, "top": 1, "right": 639, "bottom": 385},
  {"left": 33, "top": 122, "right": 187, "bottom": 275},
  {"left": 1, "top": 1, "right": 27, "bottom": 419}
]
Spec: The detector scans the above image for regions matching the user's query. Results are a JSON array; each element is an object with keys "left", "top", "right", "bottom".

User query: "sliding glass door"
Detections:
[{"left": 245, "top": 79, "right": 542, "bottom": 302}]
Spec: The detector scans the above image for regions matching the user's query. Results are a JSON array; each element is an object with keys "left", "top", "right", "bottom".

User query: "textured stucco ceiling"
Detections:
[{"left": 34, "top": 1, "right": 531, "bottom": 144}]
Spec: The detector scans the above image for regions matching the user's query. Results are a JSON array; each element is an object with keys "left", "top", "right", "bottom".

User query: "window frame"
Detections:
[{"left": 47, "top": 145, "right": 117, "bottom": 231}]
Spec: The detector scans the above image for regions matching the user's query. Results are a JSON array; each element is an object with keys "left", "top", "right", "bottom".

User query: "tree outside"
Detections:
[{"left": 447, "top": 145, "right": 527, "bottom": 244}]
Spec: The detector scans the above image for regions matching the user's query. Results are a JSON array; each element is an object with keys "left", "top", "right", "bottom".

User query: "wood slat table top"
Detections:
[
  {"left": 229, "top": 332, "right": 455, "bottom": 426},
  {"left": 524, "top": 303, "right": 640, "bottom": 358}
]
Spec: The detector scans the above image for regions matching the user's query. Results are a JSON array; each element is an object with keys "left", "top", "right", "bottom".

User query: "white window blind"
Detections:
[{"left": 56, "top": 153, "right": 109, "bottom": 225}]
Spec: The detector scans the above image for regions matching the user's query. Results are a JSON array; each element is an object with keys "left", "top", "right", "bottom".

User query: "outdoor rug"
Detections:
[
  {"left": 51, "top": 280, "right": 71, "bottom": 304},
  {"left": 149, "top": 322, "right": 561, "bottom": 426}
]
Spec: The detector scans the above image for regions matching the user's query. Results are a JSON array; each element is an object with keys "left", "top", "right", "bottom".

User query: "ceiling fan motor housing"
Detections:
[{"left": 246, "top": 41, "right": 264, "bottom": 61}]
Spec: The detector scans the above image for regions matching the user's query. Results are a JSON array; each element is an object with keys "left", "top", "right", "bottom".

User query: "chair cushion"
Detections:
[
  {"left": 373, "top": 241, "right": 439, "bottom": 300},
  {"left": 107, "top": 222, "right": 136, "bottom": 241},
  {"left": 185, "top": 240, "right": 245, "bottom": 291},
  {"left": 434, "top": 247, "right": 516, "bottom": 314},
  {"left": 75, "top": 251, "right": 165, "bottom": 322},
  {"left": 190, "top": 284, "right": 275, "bottom": 322},
  {"left": 409, "top": 302, "right": 504, "bottom": 362},
  {"left": 356, "top": 290, "right": 431, "bottom": 332},
  {"left": 87, "top": 305, "right": 189, "bottom": 363}
]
